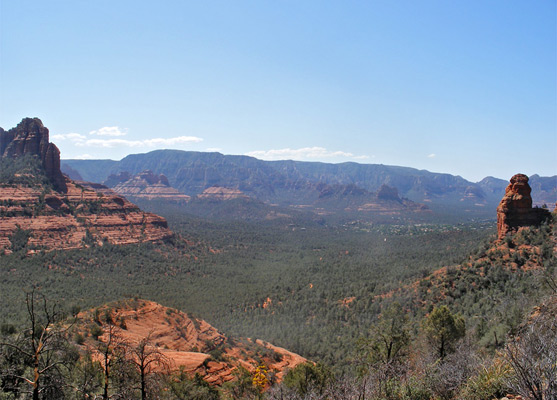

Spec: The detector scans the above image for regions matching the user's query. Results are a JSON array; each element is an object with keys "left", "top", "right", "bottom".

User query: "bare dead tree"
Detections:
[
  {"left": 127, "top": 332, "right": 171, "bottom": 400},
  {"left": 426, "top": 339, "right": 479, "bottom": 400},
  {"left": 505, "top": 296, "right": 557, "bottom": 400},
  {"left": 96, "top": 323, "right": 128, "bottom": 400},
  {"left": 65, "top": 353, "right": 104, "bottom": 400},
  {"left": 266, "top": 376, "right": 363, "bottom": 400},
  {"left": 0, "top": 289, "right": 74, "bottom": 400}
]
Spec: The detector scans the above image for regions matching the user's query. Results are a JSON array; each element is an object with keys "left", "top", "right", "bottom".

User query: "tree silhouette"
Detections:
[{"left": 128, "top": 332, "right": 171, "bottom": 400}]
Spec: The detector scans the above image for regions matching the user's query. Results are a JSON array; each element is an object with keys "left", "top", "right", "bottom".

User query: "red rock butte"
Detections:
[
  {"left": 1, "top": 118, "right": 67, "bottom": 192},
  {"left": 108, "top": 170, "right": 190, "bottom": 202},
  {"left": 496, "top": 174, "right": 551, "bottom": 239},
  {"left": 0, "top": 118, "right": 174, "bottom": 253},
  {"left": 197, "top": 186, "right": 250, "bottom": 201}
]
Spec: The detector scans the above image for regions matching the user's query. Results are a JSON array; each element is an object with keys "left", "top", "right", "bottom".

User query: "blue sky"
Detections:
[{"left": 1, "top": 1, "right": 555, "bottom": 182}]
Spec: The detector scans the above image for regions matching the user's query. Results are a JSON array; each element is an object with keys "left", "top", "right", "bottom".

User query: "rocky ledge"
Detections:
[
  {"left": 76, "top": 299, "right": 307, "bottom": 386},
  {"left": 0, "top": 178, "right": 173, "bottom": 253}
]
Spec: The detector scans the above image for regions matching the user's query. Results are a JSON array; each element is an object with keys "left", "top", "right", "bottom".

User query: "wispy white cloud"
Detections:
[
  {"left": 206, "top": 147, "right": 223, "bottom": 152},
  {"left": 89, "top": 126, "right": 128, "bottom": 136},
  {"left": 55, "top": 126, "right": 203, "bottom": 150},
  {"left": 142, "top": 136, "right": 203, "bottom": 146},
  {"left": 52, "top": 133, "right": 87, "bottom": 141},
  {"left": 78, "top": 136, "right": 203, "bottom": 149},
  {"left": 354, "top": 154, "right": 373, "bottom": 160},
  {"left": 79, "top": 138, "right": 143, "bottom": 148},
  {"left": 427, "top": 153, "right": 436, "bottom": 158},
  {"left": 245, "top": 147, "right": 369, "bottom": 161}
]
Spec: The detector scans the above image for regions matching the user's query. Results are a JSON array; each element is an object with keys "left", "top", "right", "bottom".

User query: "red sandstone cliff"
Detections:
[
  {"left": 0, "top": 179, "right": 173, "bottom": 253},
  {"left": 0, "top": 118, "right": 174, "bottom": 253}
]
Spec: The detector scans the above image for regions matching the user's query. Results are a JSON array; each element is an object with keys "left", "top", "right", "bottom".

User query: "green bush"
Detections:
[
  {"left": 90, "top": 324, "right": 103, "bottom": 340},
  {"left": 459, "top": 360, "right": 511, "bottom": 400},
  {"left": 399, "top": 376, "right": 432, "bottom": 400}
]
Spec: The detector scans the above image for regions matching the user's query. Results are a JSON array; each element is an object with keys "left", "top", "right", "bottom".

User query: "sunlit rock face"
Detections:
[
  {"left": 76, "top": 299, "right": 307, "bottom": 386},
  {"left": 0, "top": 179, "right": 173, "bottom": 253},
  {"left": 497, "top": 174, "right": 550, "bottom": 239}
]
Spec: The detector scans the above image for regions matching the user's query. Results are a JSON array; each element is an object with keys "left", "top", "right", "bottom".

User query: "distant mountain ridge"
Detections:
[
  {"left": 71, "top": 154, "right": 431, "bottom": 219},
  {"left": 62, "top": 150, "right": 556, "bottom": 214}
]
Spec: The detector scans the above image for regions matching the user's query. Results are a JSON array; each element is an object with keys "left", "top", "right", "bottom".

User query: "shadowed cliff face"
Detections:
[
  {"left": 497, "top": 174, "right": 551, "bottom": 239},
  {"left": 0, "top": 118, "right": 67, "bottom": 192}
]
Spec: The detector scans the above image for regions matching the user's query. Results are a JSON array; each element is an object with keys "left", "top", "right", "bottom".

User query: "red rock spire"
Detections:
[{"left": 496, "top": 174, "right": 550, "bottom": 239}]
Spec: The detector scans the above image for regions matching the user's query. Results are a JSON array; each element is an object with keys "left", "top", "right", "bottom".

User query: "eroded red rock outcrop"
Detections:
[
  {"left": 106, "top": 170, "right": 190, "bottom": 202},
  {"left": 0, "top": 119, "right": 174, "bottom": 253},
  {"left": 77, "top": 299, "right": 307, "bottom": 386},
  {"left": 497, "top": 174, "right": 551, "bottom": 239},
  {"left": 1, "top": 118, "right": 67, "bottom": 192},
  {"left": 0, "top": 179, "right": 173, "bottom": 253},
  {"left": 197, "top": 186, "right": 249, "bottom": 201}
]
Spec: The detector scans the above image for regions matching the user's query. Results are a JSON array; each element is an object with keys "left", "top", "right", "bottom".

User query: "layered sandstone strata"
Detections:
[
  {"left": 0, "top": 119, "right": 174, "bottom": 253},
  {"left": 197, "top": 186, "right": 250, "bottom": 201},
  {"left": 0, "top": 178, "right": 173, "bottom": 253},
  {"left": 108, "top": 170, "right": 190, "bottom": 202}
]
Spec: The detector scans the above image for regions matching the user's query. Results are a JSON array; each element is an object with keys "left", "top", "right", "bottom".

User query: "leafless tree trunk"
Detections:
[
  {"left": 0, "top": 289, "right": 72, "bottom": 399},
  {"left": 505, "top": 295, "right": 557, "bottom": 400},
  {"left": 127, "top": 333, "right": 170, "bottom": 400},
  {"left": 97, "top": 323, "right": 127, "bottom": 400}
]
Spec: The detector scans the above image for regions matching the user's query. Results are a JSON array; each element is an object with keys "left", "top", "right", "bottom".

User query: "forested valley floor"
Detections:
[{"left": 1, "top": 209, "right": 556, "bottom": 399}]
